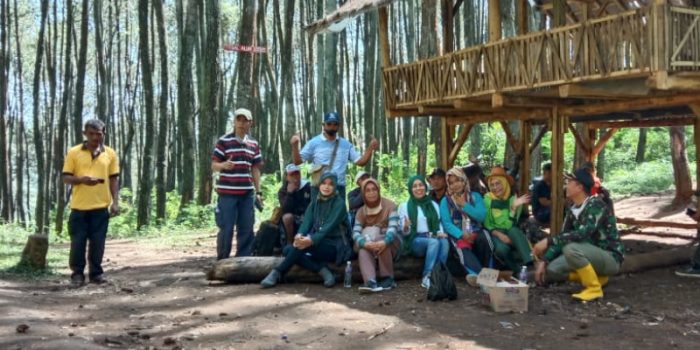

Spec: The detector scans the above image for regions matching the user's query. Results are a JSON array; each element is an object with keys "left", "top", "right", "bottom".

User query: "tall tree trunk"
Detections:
[
  {"left": 670, "top": 126, "right": 692, "bottom": 206},
  {"left": 321, "top": 0, "right": 338, "bottom": 114},
  {"left": 153, "top": 0, "right": 168, "bottom": 222},
  {"left": 279, "top": 0, "right": 295, "bottom": 162},
  {"left": 177, "top": 0, "right": 197, "bottom": 209},
  {"left": 0, "top": 0, "right": 10, "bottom": 222},
  {"left": 597, "top": 128, "right": 606, "bottom": 180},
  {"left": 196, "top": 0, "right": 221, "bottom": 206},
  {"left": 31, "top": 0, "right": 50, "bottom": 234},
  {"left": 72, "top": 0, "right": 89, "bottom": 144},
  {"left": 94, "top": 0, "right": 108, "bottom": 122},
  {"left": 636, "top": 128, "right": 647, "bottom": 163},
  {"left": 54, "top": 0, "right": 74, "bottom": 234},
  {"left": 417, "top": 0, "right": 438, "bottom": 175},
  {"left": 136, "top": 0, "right": 156, "bottom": 228}
]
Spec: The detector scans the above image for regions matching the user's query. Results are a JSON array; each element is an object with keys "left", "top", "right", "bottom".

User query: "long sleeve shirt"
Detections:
[
  {"left": 544, "top": 196, "right": 624, "bottom": 263},
  {"left": 298, "top": 195, "right": 347, "bottom": 245},
  {"left": 440, "top": 192, "right": 486, "bottom": 248},
  {"left": 483, "top": 195, "right": 522, "bottom": 231}
]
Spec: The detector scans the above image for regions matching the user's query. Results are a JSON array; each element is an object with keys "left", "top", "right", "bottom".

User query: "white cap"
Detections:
[
  {"left": 285, "top": 163, "right": 301, "bottom": 174},
  {"left": 355, "top": 171, "right": 369, "bottom": 184},
  {"left": 233, "top": 108, "right": 253, "bottom": 121}
]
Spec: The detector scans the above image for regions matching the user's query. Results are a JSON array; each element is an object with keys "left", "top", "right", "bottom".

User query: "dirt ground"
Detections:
[{"left": 2, "top": 192, "right": 700, "bottom": 350}]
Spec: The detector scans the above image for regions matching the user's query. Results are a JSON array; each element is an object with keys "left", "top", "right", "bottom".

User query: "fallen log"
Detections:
[
  {"left": 207, "top": 256, "right": 425, "bottom": 284},
  {"left": 207, "top": 245, "right": 698, "bottom": 284},
  {"left": 617, "top": 217, "right": 698, "bottom": 230}
]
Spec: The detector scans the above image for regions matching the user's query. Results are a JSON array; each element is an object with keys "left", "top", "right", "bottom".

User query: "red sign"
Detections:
[{"left": 223, "top": 43, "right": 268, "bottom": 53}]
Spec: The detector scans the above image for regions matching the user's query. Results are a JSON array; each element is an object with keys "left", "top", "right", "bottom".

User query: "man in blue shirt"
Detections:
[{"left": 291, "top": 112, "right": 378, "bottom": 199}]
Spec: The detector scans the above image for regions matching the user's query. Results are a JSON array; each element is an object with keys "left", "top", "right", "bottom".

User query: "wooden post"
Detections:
[
  {"left": 448, "top": 123, "right": 474, "bottom": 168},
  {"left": 441, "top": 119, "right": 452, "bottom": 170},
  {"left": 516, "top": 0, "right": 528, "bottom": 35},
  {"left": 377, "top": 7, "right": 392, "bottom": 68},
  {"left": 489, "top": 0, "right": 502, "bottom": 42},
  {"left": 519, "top": 120, "right": 531, "bottom": 195},
  {"left": 552, "top": 0, "right": 566, "bottom": 27},
  {"left": 550, "top": 106, "right": 566, "bottom": 234}
]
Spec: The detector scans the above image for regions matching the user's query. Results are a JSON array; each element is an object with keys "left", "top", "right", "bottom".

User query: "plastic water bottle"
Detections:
[
  {"left": 344, "top": 261, "right": 352, "bottom": 288},
  {"left": 519, "top": 266, "right": 528, "bottom": 284}
]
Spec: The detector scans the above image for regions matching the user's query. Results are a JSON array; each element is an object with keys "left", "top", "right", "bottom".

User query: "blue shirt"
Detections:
[
  {"left": 531, "top": 179, "right": 551, "bottom": 215},
  {"left": 300, "top": 133, "right": 360, "bottom": 186}
]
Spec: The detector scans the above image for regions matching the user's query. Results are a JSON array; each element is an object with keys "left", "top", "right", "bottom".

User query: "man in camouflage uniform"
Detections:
[{"left": 532, "top": 168, "right": 624, "bottom": 301}]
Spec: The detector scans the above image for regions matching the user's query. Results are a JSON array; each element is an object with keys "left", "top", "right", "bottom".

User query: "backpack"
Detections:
[
  {"left": 427, "top": 262, "right": 458, "bottom": 301},
  {"left": 252, "top": 221, "right": 282, "bottom": 256}
]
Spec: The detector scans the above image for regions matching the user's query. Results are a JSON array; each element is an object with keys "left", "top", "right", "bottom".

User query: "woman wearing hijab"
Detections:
[
  {"left": 440, "top": 167, "right": 487, "bottom": 286},
  {"left": 398, "top": 175, "right": 448, "bottom": 289},
  {"left": 261, "top": 172, "right": 351, "bottom": 288},
  {"left": 352, "top": 178, "right": 400, "bottom": 293},
  {"left": 484, "top": 166, "right": 533, "bottom": 273}
]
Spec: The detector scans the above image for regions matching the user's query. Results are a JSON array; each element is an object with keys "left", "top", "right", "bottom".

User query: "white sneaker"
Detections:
[{"left": 421, "top": 275, "right": 431, "bottom": 289}]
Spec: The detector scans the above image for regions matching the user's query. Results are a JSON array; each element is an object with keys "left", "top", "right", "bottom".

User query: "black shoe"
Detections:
[
  {"left": 71, "top": 274, "right": 85, "bottom": 287},
  {"left": 89, "top": 275, "right": 107, "bottom": 284},
  {"left": 358, "top": 280, "right": 383, "bottom": 293},
  {"left": 675, "top": 266, "right": 700, "bottom": 278},
  {"left": 378, "top": 277, "right": 396, "bottom": 290}
]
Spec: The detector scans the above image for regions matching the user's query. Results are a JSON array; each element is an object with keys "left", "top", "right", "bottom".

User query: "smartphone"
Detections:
[
  {"left": 686, "top": 207, "right": 697, "bottom": 216},
  {"left": 97, "top": 178, "right": 105, "bottom": 184}
]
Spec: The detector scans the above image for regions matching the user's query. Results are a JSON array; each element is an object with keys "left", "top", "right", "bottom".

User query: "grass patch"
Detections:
[
  {"left": 605, "top": 161, "right": 676, "bottom": 199},
  {"left": 0, "top": 225, "right": 68, "bottom": 280}
]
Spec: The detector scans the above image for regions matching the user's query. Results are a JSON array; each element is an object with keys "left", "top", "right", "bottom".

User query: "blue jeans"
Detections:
[
  {"left": 215, "top": 193, "right": 255, "bottom": 259},
  {"left": 69, "top": 208, "right": 109, "bottom": 279},
  {"left": 411, "top": 236, "right": 449, "bottom": 277}
]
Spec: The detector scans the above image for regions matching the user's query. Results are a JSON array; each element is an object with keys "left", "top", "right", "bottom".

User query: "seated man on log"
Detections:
[
  {"left": 531, "top": 162, "right": 552, "bottom": 225},
  {"left": 278, "top": 164, "right": 311, "bottom": 245},
  {"left": 533, "top": 168, "right": 625, "bottom": 302},
  {"left": 347, "top": 171, "right": 370, "bottom": 228}
]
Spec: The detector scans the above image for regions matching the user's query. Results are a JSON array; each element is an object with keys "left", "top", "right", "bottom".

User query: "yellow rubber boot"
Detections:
[
  {"left": 568, "top": 271, "right": 608, "bottom": 286},
  {"left": 572, "top": 264, "right": 604, "bottom": 301}
]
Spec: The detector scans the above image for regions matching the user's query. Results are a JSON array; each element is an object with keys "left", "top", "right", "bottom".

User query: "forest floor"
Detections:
[{"left": 2, "top": 190, "right": 700, "bottom": 350}]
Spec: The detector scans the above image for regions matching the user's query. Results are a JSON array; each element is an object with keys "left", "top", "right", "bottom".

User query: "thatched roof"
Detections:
[{"left": 305, "top": 0, "right": 401, "bottom": 35}]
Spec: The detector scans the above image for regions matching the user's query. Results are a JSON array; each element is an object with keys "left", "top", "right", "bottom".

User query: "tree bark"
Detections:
[
  {"left": 635, "top": 128, "right": 647, "bottom": 163},
  {"left": 670, "top": 126, "right": 693, "bottom": 206},
  {"left": 196, "top": 0, "right": 221, "bottom": 206},
  {"left": 0, "top": 0, "right": 10, "bottom": 222},
  {"left": 177, "top": 0, "right": 197, "bottom": 209},
  {"left": 153, "top": 0, "right": 168, "bottom": 222},
  {"left": 136, "top": 0, "right": 156, "bottom": 228},
  {"left": 72, "top": 0, "right": 89, "bottom": 145},
  {"left": 54, "top": 0, "right": 73, "bottom": 234}
]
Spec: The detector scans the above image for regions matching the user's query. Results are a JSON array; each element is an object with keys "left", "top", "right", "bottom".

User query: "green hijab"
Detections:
[{"left": 406, "top": 175, "right": 441, "bottom": 235}]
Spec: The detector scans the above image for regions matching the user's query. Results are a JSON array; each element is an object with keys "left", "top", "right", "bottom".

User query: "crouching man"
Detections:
[{"left": 532, "top": 168, "right": 624, "bottom": 302}]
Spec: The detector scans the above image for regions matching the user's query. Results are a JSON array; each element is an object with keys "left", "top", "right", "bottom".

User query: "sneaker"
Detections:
[
  {"left": 358, "top": 280, "right": 383, "bottom": 293},
  {"left": 466, "top": 274, "right": 478, "bottom": 287},
  {"left": 261, "top": 269, "right": 281, "bottom": 288},
  {"left": 378, "top": 277, "right": 396, "bottom": 290},
  {"left": 421, "top": 275, "right": 431, "bottom": 289},
  {"left": 675, "top": 266, "right": 700, "bottom": 278},
  {"left": 89, "top": 275, "right": 107, "bottom": 285},
  {"left": 70, "top": 274, "right": 85, "bottom": 287}
]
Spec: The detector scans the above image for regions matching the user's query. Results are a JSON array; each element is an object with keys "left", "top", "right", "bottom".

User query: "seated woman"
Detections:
[
  {"left": 398, "top": 175, "right": 448, "bottom": 289},
  {"left": 352, "top": 178, "right": 400, "bottom": 293},
  {"left": 484, "top": 167, "right": 533, "bottom": 273},
  {"left": 261, "top": 172, "right": 350, "bottom": 288},
  {"left": 440, "top": 168, "right": 487, "bottom": 286}
]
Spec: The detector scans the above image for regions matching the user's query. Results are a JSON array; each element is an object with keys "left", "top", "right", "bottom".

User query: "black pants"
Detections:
[
  {"left": 276, "top": 241, "right": 338, "bottom": 275},
  {"left": 693, "top": 245, "right": 700, "bottom": 269},
  {"left": 69, "top": 208, "right": 109, "bottom": 279}
]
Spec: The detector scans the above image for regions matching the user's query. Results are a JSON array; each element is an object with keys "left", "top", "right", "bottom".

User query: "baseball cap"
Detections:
[
  {"left": 428, "top": 168, "right": 446, "bottom": 179},
  {"left": 564, "top": 168, "right": 594, "bottom": 194},
  {"left": 355, "top": 171, "right": 369, "bottom": 184},
  {"left": 323, "top": 112, "right": 340, "bottom": 124},
  {"left": 285, "top": 163, "right": 301, "bottom": 174},
  {"left": 233, "top": 108, "right": 253, "bottom": 121}
]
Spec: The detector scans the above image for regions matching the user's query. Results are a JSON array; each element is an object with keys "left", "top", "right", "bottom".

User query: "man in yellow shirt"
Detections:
[{"left": 62, "top": 119, "right": 120, "bottom": 286}]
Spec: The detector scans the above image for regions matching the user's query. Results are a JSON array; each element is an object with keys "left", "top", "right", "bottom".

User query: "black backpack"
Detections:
[
  {"left": 427, "top": 262, "right": 458, "bottom": 301},
  {"left": 252, "top": 221, "right": 282, "bottom": 256}
]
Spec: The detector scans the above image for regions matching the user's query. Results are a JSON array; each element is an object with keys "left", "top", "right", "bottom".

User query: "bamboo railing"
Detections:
[{"left": 383, "top": 5, "right": 700, "bottom": 109}]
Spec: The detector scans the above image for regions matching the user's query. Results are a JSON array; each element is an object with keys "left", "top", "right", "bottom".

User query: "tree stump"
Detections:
[{"left": 19, "top": 234, "right": 49, "bottom": 270}]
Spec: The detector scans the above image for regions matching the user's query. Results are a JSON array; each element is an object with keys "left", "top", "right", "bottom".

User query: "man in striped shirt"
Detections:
[{"left": 211, "top": 108, "right": 263, "bottom": 259}]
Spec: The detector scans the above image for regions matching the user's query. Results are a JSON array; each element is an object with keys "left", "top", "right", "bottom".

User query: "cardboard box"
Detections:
[{"left": 477, "top": 268, "right": 529, "bottom": 313}]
